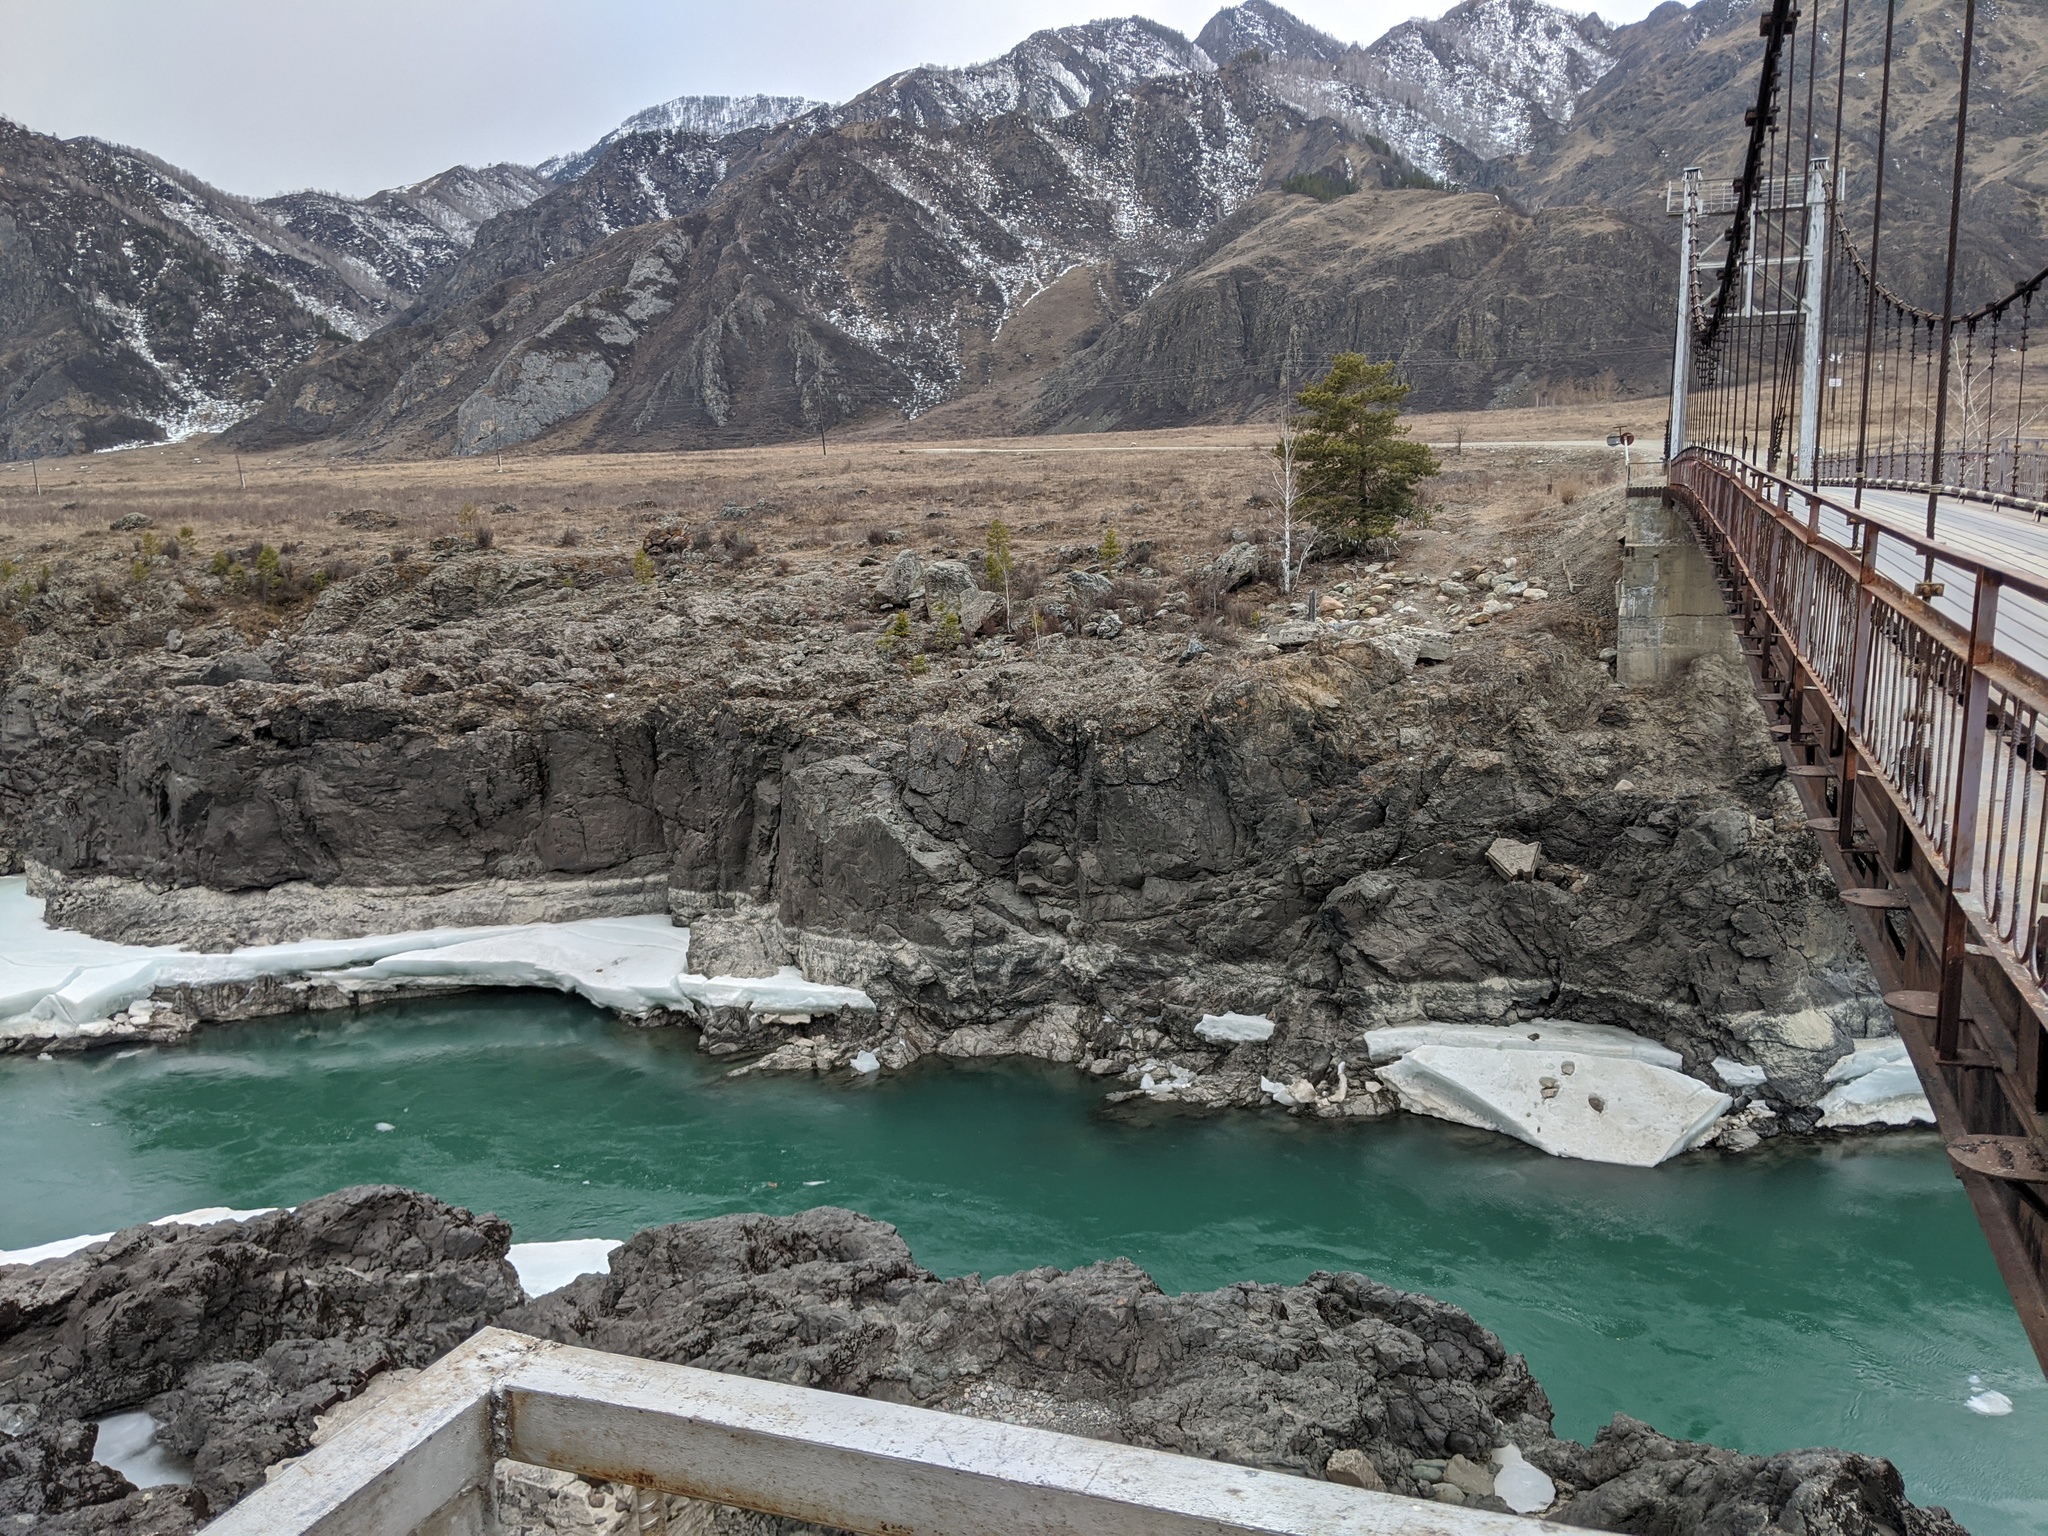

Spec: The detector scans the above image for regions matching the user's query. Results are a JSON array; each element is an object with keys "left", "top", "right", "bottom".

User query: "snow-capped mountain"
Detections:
[
  {"left": 1253, "top": 0, "right": 1619, "bottom": 180},
  {"left": 1196, "top": 0, "right": 1352, "bottom": 66},
  {"left": 257, "top": 164, "right": 551, "bottom": 308},
  {"left": 0, "top": 118, "right": 554, "bottom": 457},
  {"left": 538, "top": 95, "right": 824, "bottom": 183},
  {"left": 833, "top": 16, "right": 1217, "bottom": 129},
  {"left": 230, "top": 67, "right": 1408, "bottom": 455},
  {"left": 7, "top": 0, "right": 1885, "bottom": 458}
]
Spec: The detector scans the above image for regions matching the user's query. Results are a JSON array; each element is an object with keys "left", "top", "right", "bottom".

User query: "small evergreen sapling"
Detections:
[{"left": 984, "top": 518, "right": 1017, "bottom": 628}]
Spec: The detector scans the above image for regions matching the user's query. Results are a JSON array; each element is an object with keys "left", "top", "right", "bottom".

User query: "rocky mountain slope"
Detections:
[
  {"left": 10, "top": 0, "right": 2044, "bottom": 456},
  {"left": 1028, "top": 186, "right": 1672, "bottom": 427},
  {"left": 0, "top": 1192, "right": 1969, "bottom": 1533},
  {"left": 0, "top": 119, "right": 546, "bottom": 459},
  {"left": 226, "top": 71, "right": 1416, "bottom": 455}
]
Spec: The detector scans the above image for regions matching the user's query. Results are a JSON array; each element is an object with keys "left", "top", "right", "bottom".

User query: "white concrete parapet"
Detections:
[{"left": 206, "top": 1328, "right": 1558, "bottom": 1536}]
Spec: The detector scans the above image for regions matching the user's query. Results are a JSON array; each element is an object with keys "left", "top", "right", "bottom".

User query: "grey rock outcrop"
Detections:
[
  {"left": 0, "top": 1199, "right": 1967, "bottom": 1536},
  {"left": 0, "top": 1187, "right": 519, "bottom": 1524}
]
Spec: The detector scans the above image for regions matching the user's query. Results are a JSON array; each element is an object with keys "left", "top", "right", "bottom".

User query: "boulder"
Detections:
[
  {"left": 923, "top": 559, "right": 979, "bottom": 610},
  {"left": 1214, "top": 542, "right": 1263, "bottom": 590},
  {"left": 1065, "top": 570, "right": 1113, "bottom": 601},
  {"left": 1485, "top": 837, "right": 1540, "bottom": 881},
  {"left": 1325, "top": 1448, "right": 1383, "bottom": 1491},
  {"left": 953, "top": 589, "right": 1001, "bottom": 636},
  {"left": 872, "top": 551, "right": 924, "bottom": 609}
]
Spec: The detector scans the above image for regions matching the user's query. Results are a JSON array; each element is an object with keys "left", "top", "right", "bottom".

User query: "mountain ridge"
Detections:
[{"left": 8, "top": 0, "right": 2043, "bottom": 458}]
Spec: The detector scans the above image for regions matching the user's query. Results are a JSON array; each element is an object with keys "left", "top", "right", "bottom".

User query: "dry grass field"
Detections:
[{"left": 0, "top": 402, "right": 1661, "bottom": 677}]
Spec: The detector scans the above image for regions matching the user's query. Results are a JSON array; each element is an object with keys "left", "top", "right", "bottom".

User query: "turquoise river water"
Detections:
[{"left": 0, "top": 993, "right": 2038, "bottom": 1534}]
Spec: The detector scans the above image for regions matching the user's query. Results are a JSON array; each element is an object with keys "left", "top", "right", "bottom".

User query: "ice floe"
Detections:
[
  {"left": 1966, "top": 1388, "right": 2015, "bottom": 1416},
  {"left": 0, "top": 876, "right": 872, "bottom": 1045},
  {"left": 1194, "top": 1011, "right": 1274, "bottom": 1043},
  {"left": 1364, "top": 1020, "right": 1684, "bottom": 1069},
  {"left": 1491, "top": 1444, "right": 1555, "bottom": 1514},
  {"left": 0, "top": 1207, "right": 277, "bottom": 1267},
  {"left": 508, "top": 1238, "right": 622, "bottom": 1298},
  {"left": 1815, "top": 1038, "right": 1934, "bottom": 1127},
  {"left": 1712, "top": 1056, "right": 1769, "bottom": 1088},
  {"left": 1372, "top": 1024, "right": 1729, "bottom": 1167}
]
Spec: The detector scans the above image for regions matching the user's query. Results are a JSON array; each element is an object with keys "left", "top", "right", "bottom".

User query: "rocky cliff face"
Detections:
[
  {"left": 0, "top": 1196, "right": 1968, "bottom": 1534},
  {"left": 0, "top": 482, "right": 1879, "bottom": 1109}
]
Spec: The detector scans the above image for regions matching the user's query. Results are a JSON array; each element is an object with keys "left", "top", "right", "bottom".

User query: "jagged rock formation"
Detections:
[
  {"left": 0, "top": 1196, "right": 1970, "bottom": 1534},
  {"left": 0, "top": 1188, "right": 519, "bottom": 1529}
]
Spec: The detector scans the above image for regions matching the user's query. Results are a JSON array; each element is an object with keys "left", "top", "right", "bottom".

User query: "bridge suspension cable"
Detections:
[{"left": 1661, "top": 0, "right": 2048, "bottom": 1379}]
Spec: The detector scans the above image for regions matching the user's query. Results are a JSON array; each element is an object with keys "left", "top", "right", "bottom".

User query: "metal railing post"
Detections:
[{"left": 1937, "top": 570, "right": 2000, "bottom": 1057}]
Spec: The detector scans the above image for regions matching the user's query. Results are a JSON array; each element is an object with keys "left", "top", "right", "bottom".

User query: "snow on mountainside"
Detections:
[
  {"left": 834, "top": 16, "right": 1217, "bottom": 129},
  {"left": 229, "top": 69, "right": 1417, "bottom": 455},
  {"left": 1258, "top": 0, "right": 1618, "bottom": 178},
  {"left": 0, "top": 116, "right": 547, "bottom": 455},
  {"left": 1197, "top": 0, "right": 1351, "bottom": 65},
  {"left": 538, "top": 95, "right": 823, "bottom": 183},
  {"left": 258, "top": 163, "right": 550, "bottom": 308}
]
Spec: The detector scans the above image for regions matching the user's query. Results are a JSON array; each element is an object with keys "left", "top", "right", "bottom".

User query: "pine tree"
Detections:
[
  {"left": 1098, "top": 526, "right": 1123, "bottom": 569},
  {"left": 1293, "top": 355, "right": 1439, "bottom": 543}
]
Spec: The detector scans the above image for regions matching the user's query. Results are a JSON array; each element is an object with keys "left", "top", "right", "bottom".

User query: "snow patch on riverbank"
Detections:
[
  {"left": 0, "top": 1206, "right": 277, "bottom": 1267},
  {"left": 508, "top": 1238, "right": 622, "bottom": 1297},
  {"left": 0, "top": 876, "right": 872, "bottom": 1045}
]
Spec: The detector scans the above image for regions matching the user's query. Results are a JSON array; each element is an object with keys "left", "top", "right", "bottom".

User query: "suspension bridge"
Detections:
[{"left": 1661, "top": 0, "right": 2048, "bottom": 1373}]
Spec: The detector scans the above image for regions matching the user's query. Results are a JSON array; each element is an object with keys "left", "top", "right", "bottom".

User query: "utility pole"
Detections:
[
  {"left": 1667, "top": 167, "right": 1700, "bottom": 462},
  {"left": 1795, "top": 158, "right": 1830, "bottom": 483},
  {"left": 235, "top": 452, "right": 246, "bottom": 490}
]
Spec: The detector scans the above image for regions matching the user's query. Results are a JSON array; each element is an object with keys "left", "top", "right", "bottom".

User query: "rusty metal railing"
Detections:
[{"left": 1671, "top": 447, "right": 2048, "bottom": 1372}]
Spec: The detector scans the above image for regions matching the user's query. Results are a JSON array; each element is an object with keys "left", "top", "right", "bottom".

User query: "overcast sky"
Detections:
[{"left": 1, "top": 0, "right": 1665, "bottom": 198}]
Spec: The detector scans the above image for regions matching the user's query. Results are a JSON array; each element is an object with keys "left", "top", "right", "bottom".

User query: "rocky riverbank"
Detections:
[
  {"left": 0, "top": 1189, "right": 1967, "bottom": 1534},
  {"left": 0, "top": 468, "right": 1898, "bottom": 1159}
]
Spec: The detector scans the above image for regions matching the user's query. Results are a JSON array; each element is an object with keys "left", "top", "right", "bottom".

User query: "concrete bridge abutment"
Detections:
[{"left": 1616, "top": 490, "right": 1738, "bottom": 686}]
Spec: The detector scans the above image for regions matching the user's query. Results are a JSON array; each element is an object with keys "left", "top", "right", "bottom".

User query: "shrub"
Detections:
[
  {"left": 210, "top": 550, "right": 231, "bottom": 577},
  {"left": 1282, "top": 171, "right": 1357, "bottom": 202},
  {"left": 473, "top": 523, "right": 495, "bottom": 549},
  {"left": 878, "top": 610, "right": 912, "bottom": 656},
  {"left": 558, "top": 528, "right": 583, "bottom": 548},
  {"left": 1099, "top": 526, "right": 1122, "bottom": 569},
  {"left": 632, "top": 549, "right": 656, "bottom": 585},
  {"left": 935, "top": 605, "right": 963, "bottom": 650}
]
